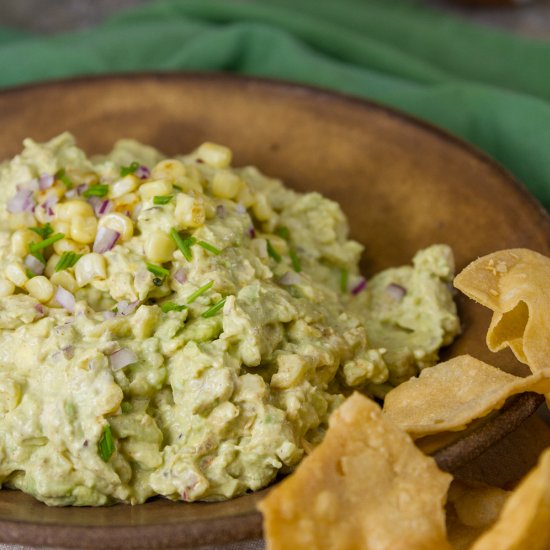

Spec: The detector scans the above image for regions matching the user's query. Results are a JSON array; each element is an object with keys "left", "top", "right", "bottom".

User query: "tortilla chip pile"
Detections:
[{"left": 259, "top": 248, "right": 550, "bottom": 550}]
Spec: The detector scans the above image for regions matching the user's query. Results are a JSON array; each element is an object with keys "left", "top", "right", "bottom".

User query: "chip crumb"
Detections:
[
  {"left": 495, "top": 261, "right": 508, "bottom": 273},
  {"left": 483, "top": 259, "right": 497, "bottom": 276}
]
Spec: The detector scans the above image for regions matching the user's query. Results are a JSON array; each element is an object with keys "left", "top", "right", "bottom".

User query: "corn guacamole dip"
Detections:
[{"left": 0, "top": 133, "right": 460, "bottom": 505}]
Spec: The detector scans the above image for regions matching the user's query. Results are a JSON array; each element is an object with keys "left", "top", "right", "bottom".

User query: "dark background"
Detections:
[{"left": 0, "top": 0, "right": 549, "bottom": 38}]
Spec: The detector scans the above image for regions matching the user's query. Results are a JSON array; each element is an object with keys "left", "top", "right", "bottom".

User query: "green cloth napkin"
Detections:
[{"left": 2, "top": 0, "right": 550, "bottom": 210}]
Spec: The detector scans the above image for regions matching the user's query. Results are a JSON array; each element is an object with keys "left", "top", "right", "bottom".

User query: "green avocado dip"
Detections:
[{"left": 0, "top": 133, "right": 460, "bottom": 505}]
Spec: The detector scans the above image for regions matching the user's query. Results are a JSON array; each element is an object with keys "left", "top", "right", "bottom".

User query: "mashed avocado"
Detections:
[{"left": 0, "top": 133, "right": 459, "bottom": 505}]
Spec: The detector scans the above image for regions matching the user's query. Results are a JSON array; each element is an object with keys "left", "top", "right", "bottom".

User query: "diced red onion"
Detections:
[
  {"left": 89, "top": 197, "right": 112, "bottom": 217},
  {"left": 109, "top": 347, "right": 137, "bottom": 371},
  {"left": 34, "top": 303, "right": 46, "bottom": 317},
  {"left": 174, "top": 268, "right": 187, "bottom": 284},
  {"left": 386, "top": 283, "right": 407, "bottom": 300},
  {"left": 99, "top": 199, "right": 111, "bottom": 215},
  {"left": 216, "top": 204, "right": 226, "bottom": 219},
  {"left": 102, "top": 310, "right": 116, "bottom": 320},
  {"left": 279, "top": 271, "right": 301, "bottom": 286},
  {"left": 135, "top": 165, "right": 150, "bottom": 180},
  {"left": 236, "top": 203, "right": 246, "bottom": 214},
  {"left": 247, "top": 225, "right": 256, "bottom": 238},
  {"left": 37, "top": 195, "right": 59, "bottom": 221},
  {"left": 24, "top": 254, "right": 45, "bottom": 276},
  {"left": 7, "top": 189, "right": 35, "bottom": 213},
  {"left": 55, "top": 286, "right": 75, "bottom": 312},
  {"left": 38, "top": 174, "right": 54, "bottom": 190},
  {"left": 17, "top": 179, "right": 39, "bottom": 192},
  {"left": 93, "top": 227, "right": 120, "bottom": 254},
  {"left": 116, "top": 300, "right": 139, "bottom": 316},
  {"left": 351, "top": 277, "right": 367, "bottom": 296}
]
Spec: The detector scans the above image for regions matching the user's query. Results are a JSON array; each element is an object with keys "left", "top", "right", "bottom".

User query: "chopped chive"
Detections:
[
  {"left": 55, "top": 251, "right": 82, "bottom": 272},
  {"left": 25, "top": 268, "right": 36, "bottom": 279},
  {"left": 153, "top": 195, "right": 173, "bottom": 205},
  {"left": 83, "top": 184, "right": 109, "bottom": 198},
  {"left": 289, "top": 250, "right": 302, "bottom": 273},
  {"left": 55, "top": 168, "right": 73, "bottom": 189},
  {"left": 160, "top": 302, "right": 187, "bottom": 313},
  {"left": 201, "top": 297, "right": 227, "bottom": 318},
  {"left": 276, "top": 226, "right": 290, "bottom": 240},
  {"left": 266, "top": 240, "right": 281, "bottom": 262},
  {"left": 29, "top": 233, "right": 64, "bottom": 253},
  {"left": 197, "top": 240, "right": 221, "bottom": 255},
  {"left": 170, "top": 228, "right": 195, "bottom": 261},
  {"left": 146, "top": 263, "right": 169, "bottom": 278},
  {"left": 98, "top": 425, "right": 115, "bottom": 462},
  {"left": 120, "top": 161, "right": 140, "bottom": 177},
  {"left": 29, "top": 223, "right": 53, "bottom": 239},
  {"left": 340, "top": 268, "right": 349, "bottom": 293},
  {"left": 186, "top": 280, "right": 214, "bottom": 304}
]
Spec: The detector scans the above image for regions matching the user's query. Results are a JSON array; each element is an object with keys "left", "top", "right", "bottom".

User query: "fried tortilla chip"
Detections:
[
  {"left": 446, "top": 481, "right": 510, "bottom": 550},
  {"left": 470, "top": 447, "right": 550, "bottom": 550},
  {"left": 258, "top": 393, "right": 452, "bottom": 550},
  {"left": 383, "top": 355, "right": 550, "bottom": 438},
  {"left": 454, "top": 248, "right": 550, "bottom": 373}
]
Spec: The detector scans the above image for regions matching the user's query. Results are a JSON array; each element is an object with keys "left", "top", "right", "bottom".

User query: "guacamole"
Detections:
[{"left": 0, "top": 133, "right": 459, "bottom": 505}]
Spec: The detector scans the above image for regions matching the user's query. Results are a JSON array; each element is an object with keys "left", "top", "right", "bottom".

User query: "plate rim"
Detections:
[
  {"left": 2, "top": 69, "right": 549, "bottom": 229},
  {"left": 1, "top": 71, "right": 549, "bottom": 548}
]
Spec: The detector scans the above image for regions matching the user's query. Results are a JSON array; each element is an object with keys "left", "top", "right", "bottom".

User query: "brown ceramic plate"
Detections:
[{"left": 1, "top": 73, "right": 550, "bottom": 549}]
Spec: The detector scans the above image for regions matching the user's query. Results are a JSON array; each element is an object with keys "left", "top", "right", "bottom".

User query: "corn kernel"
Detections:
[
  {"left": 8, "top": 212, "right": 35, "bottom": 231},
  {"left": 211, "top": 172, "right": 243, "bottom": 199},
  {"left": 113, "top": 193, "right": 139, "bottom": 214},
  {"left": 151, "top": 160, "right": 203, "bottom": 194},
  {"left": 67, "top": 169, "right": 99, "bottom": 186},
  {"left": 70, "top": 216, "right": 98, "bottom": 244},
  {"left": 174, "top": 193, "right": 205, "bottom": 229},
  {"left": 34, "top": 203, "right": 53, "bottom": 225},
  {"left": 74, "top": 253, "right": 107, "bottom": 287},
  {"left": 110, "top": 175, "right": 139, "bottom": 199},
  {"left": 237, "top": 185, "right": 256, "bottom": 208},
  {"left": 42, "top": 183, "right": 65, "bottom": 201},
  {"left": 25, "top": 276, "right": 54, "bottom": 303},
  {"left": 144, "top": 231, "right": 176, "bottom": 263},
  {"left": 151, "top": 159, "right": 187, "bottom": 181},
  {"left": 50, "top": 271, "right": 78, "bottom": 293},
  {"left": 45, "top": 253, "right": 61, "bottom": 278},
  {"left": 0, "top": 280, "right": 15, "bottom": 297},
  {"left": 252, "top": 193, "right": 273, "bottom": 222},
  {"left": 98, "top": 213, "right": 134, "bottom": 241},
  {"left": 11, "top": 229, "right": 41, "bottom": 258},
  {"left": 55, "top": 200, "right": 94, "bottom": 221},
  {"left": 180, "top": 168, "right": 204, "bottom": 194},
  {"left": 138, "top": 179, "right": 173, "bottom": 201},
  {"left": 5, "top": 263, "right": 28, "bottom": 287},
  {"left": 53, "top": 238, "right": 90, "bottom": 256},
  {"left": 203, "top": 198, "right": 216, "bottom": 219},
  {"left": 197, "top": 142, "right": 232, "bottom": 169},
  {"left": 52, "top": 220, "right": 71, "bottom": 236}
]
